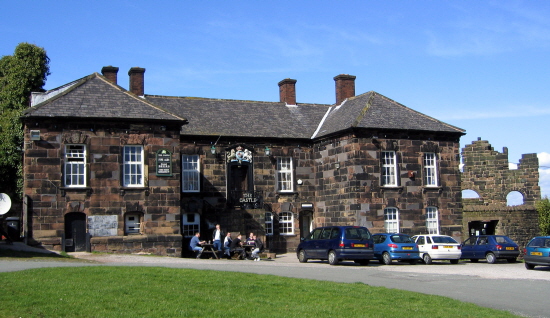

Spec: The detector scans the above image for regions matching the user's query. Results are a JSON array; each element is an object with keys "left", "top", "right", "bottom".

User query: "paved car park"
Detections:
[{"left": 1, "top": 246, "right": 549, "bottom": 317}]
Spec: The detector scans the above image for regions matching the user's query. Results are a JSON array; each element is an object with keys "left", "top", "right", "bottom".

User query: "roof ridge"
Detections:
[{"left": 145, "top": 94, "right": 331, "bottom": 107}]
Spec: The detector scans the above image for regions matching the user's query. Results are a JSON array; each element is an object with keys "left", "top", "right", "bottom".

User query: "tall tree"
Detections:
[
  {"left": 0, "top": 43, "right": 50, "bottom": 199},
  {"left": 536, "top": 197, "right": 550, "bottom": 236}
]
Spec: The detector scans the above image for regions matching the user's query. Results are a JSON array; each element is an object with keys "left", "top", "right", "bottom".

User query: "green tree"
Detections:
[
  {"left": 535, "top": 197, "right": 550, "bottom": 235},
  {"left": 0, "top": 43, "right": 50, "bottom": 199}
]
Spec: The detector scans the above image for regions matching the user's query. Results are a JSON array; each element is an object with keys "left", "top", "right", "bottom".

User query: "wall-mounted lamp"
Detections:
[
  {"left": 265, "top": 146, "right": 271, "bottom": 156},
  {"left": 335, "top": 162, "right": 340, "bottom": 169},
  {"left": 210, "top": 145, "right": 216, "bottom": 155}
]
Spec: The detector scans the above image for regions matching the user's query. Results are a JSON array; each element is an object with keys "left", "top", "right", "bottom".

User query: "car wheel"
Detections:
[
  {"left": 486, "top": 252, "right": 496, "bottom": 264},
  {"left": 298, "top": 250, "right": 308, "bottom": 263},
  {"left": 450, "top": 259, "right": 459, "bottom": 264},
  {"left": 470, "top": 258, "right": 479, "bottom": 263},
  {"left": 408, "top": 259, "right": 417, "bottom": 265},
  {"left": 328, "top": 250, "right": 339, "bottom": 265},
  {"left": 525, "top": 262, "right": 535, "bottom": 270},
  {"left": 382, "top": 252, "right": 392, "bottom": 265},
  {"left": 506, "top": 258, "right": 517, "bottom": 263},
  {"left": 422, "top": 253, "right": 432, "bottom": 265}
]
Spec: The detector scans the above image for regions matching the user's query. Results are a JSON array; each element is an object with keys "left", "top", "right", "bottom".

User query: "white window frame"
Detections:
[
  {"left": 279, "top": 211, "right": 294, "bottom": 235},
  {"left": 125, "top": 213, "right": 142, "bottom": 235},
  {"left": 182, "top": 155, "right": 200, "bottom": 192},
  {"left": 265, "top": 212, "right": 273, "bottom": 236},
  {"left": 64, "top": 144, "right": 86, "bottom": 187},
  {"left": 424, "top": 153, "right": 438, "bottom": 187},
  {"left": 182, "top": 213, "right": 200, "bottom": 238},
  {"left": 123, "top": 145, "right": 144, "bottom": 187},
  {"left": 426, "top": 206, "right": 440, "bottom": 235},
  {"left": 381, "top": 151, "right": 397, "bottom": 186},
  {"left": 384, "top": 207, "right": 399, "bottom": 233},
  {"left": 276, "top": 157, "right": 294, "bottom": 192}
]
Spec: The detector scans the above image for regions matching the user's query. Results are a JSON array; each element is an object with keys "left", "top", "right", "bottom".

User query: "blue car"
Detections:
[
  {"left": 297, "top": 226, "right": 374, "bottom": 265},
  {"left": 372, "top": 233, "right": 421, "bottom": 265},
  {"left": 524, "top": 236, "right": 550, "bottom": 270},
  {"left": 460, "top": 235, "right": 519, "bottom": 263}
]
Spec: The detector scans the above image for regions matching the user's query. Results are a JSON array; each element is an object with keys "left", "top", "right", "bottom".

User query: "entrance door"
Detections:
[
  {"left": 468, "top": 220, "right": 498, "bottom": 236},
  {"left": 299, "top": 211, "right": 313, "bottom": 239},
  {"left": 65, "top": 212, "right": 87, "bottom": 252}
]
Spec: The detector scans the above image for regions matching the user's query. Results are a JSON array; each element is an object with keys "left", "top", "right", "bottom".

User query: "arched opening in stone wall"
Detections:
[
  {"left": 506, "top": 191, "right": 524, "bottom": 206},
  {"left": 462, "top": 189, "right": 480, "bottom": 199}
]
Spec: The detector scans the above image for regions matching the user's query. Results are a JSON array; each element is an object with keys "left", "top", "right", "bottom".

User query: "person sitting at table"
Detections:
[
  {"left": 251, "top": 235, "right": 264, "bottom": 261},
  {"left": 230, "top": 234, "right": 245, "bottom": 259},
  {"left": 246, "top": 232, "right": 255, "bottom": 245},
  {"left": 212, "top": 224, "right": 224, "bottom": 252},
  {"left": 189, "top": 232, "right": 206, "bottom": 259},
  {"left": 223, "top": 232, "right": 233, "bottom": 258}
]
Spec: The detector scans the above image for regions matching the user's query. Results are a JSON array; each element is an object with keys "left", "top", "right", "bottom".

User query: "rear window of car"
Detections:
[
  {"left": 390, "top": 235, "right": 413, "bottom": 243},
  {"left": 344, "top": 227, "right": 371, "bottom": 240},
  {"left": 528, "top": 238, "right": 550, "bottom": 247},
  {"left": 494, "top": 236, "right": 514, "bottom": 244},
  {"left": 431, "top": 236, "right": 458, "bottom": 244}
]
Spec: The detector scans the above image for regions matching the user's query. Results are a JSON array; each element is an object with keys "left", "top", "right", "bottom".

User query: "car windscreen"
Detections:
[
  {"left": 344, "top": 227, "right": 371, "bottom": 240},
  {"left": 390, "top": 235, "right": 413, "bottom": 243},
  {"left": 431, "top": 236, "right": 458, "bottom": 244}
]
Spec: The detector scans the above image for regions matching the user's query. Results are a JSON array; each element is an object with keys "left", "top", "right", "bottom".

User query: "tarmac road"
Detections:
[{"left": 1, "top": 245, "right": 549, "bottom": 318}]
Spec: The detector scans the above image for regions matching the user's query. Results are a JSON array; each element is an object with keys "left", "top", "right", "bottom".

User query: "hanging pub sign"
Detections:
[{"left": 156, "top": 149, "right": 172, "bottom": 176}]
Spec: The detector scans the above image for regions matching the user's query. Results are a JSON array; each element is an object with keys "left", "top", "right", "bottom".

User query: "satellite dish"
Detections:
[{"left": 0, "top": 193, "right": 12, "bottom": 215}]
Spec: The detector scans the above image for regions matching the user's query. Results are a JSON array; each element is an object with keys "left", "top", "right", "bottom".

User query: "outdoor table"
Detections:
[
  {"left": 243, "top": 244, "right": 255, "bottom": 259},
  {"left": 201, "top": 243, "right": 220, "bottom": 259}
]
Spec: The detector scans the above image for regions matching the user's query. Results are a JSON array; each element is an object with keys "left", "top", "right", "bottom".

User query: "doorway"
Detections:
[
  {"left": 468, "top": 220, "right": 499, "bottom": 236},
  {"left": 299, "top": 211, "right": 314, "bottom": 239},
  {"left": 65, "top": 212, "right": 87, "bottom": 252}
]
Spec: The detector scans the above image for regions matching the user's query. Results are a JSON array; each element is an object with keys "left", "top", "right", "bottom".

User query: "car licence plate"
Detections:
[
  {"left": 530, "top": 251, "right": 542, "bottom": 256},
  {"left": 402, "top": 247, "right": 413, "bottom": 250},
  {"left": 506, "top": 247, "right": 514, "bottom": 250},
  {"left": 443, "top": 246, "right": 453, "bottom": 249},
  {"left": 353, "top": 244, "right": 365, "bottom": 247}
]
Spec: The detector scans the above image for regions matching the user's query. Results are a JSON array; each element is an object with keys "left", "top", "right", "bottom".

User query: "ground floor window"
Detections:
[
  {"left": 125, "top": 213, "right": 142, "bottom": 235},
  {"left": 384, "top": 207, "right": 399, "bottom": 233},
  {"left": 426, "top": 207, "right": 439, "bottom": 234},
  {"left": 182, "top": 213, "right": 200, "bottom": 237},
  {"left": 279, "top": 211, "right": 294, "bottom": 235},
  {"left": 265, "top": 212, "right": 273, "bottom": 235}
]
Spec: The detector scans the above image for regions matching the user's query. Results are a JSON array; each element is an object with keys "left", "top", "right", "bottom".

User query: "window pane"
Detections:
[
  {"left": 279, "top": 212, "right": 294, "bottom": 235},
  {"left": 424, "top": 153, "right": 438, "bottom": 186},
  {"left": 381, "top": 151, "right": 397, "bottom": 186},
  {"left": 64, "top": 145, "right": 86, "bottom": 187},
  {"left": 182, "top": 155, "right": 200, "bottom": 192},
  {"left": 124, "top": 146, "right": 144, "bottom": 187},
  {"left": 384, "top": 207, "right": 399, "bottom": 233},
  {"left": 277, "top": 157, "right": 293, "bottom": 192}
]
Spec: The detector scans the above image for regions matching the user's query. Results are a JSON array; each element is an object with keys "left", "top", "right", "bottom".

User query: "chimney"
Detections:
[
  {"left": 128, "top": 67, "right": 146, "bottom": 96},
  {"left": 101, "top": 66, "right": 119, "bottom": 84},
  {"left": 278, "top": 78, "right": 297, "bottom": 105},
  {"left": 334, "top": 74, "right": 356, "bottom": 105}
]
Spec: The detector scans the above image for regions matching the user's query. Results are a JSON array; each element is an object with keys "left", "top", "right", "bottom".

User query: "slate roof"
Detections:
[
  {"left": 23, "top": 73, "right": 186, "bottom": 123},
  {"left": 22, "top": 72, "right": 465, "bottom": 139},
  {"left": 145, "top": 95, "right": 329, "bottom": 139},
  {"left": 315, "top": 92, "right": 465, "bottom": 138}
]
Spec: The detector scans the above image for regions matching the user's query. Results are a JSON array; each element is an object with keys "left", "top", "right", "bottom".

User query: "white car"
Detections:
[{"left": 411, "top": 235, "right": 462, "bottom": 264}]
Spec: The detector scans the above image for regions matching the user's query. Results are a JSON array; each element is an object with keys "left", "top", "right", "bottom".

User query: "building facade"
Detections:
[{"left": 21, "top": 66, "right": 466, "bottom": 256}]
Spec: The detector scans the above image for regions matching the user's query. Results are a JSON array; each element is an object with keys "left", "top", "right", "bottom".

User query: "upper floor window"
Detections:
[
  {"left": 381, "top": 151, "right": 397, "bottom": 186},
  {"left": 265, "top": 212, "right": 273, "bottom": 236},
  {"left": 182, "top": 155, "right": 200, "bottom": 192},
  {"left": 426, "top": 206, "right": 439, "bottom": 235},
  {"left": 277, "top": 157, "right": 294, "bottom": 192},
  {"left": 279, "top": 211, "right": 294, "bottom": 235},
  {"left": 182, "top": 213, "right": 200, "bottom": 237},
  {"left": 384, "top": 207, "right": 399, "bottom": 233},
  {"left": 64, "top": 144, "right": 86, "bottom": 187},
  {"left": 424, "top": 153, "right": 438, "bottom": 187},
  {"left": 123, "top": 145, "right": 144, "bottom": 187}
]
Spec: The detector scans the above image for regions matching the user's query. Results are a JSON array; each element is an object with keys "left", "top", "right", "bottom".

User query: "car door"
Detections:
[
  {"left": 414, "top": 235, "right": 427, "bottom": 254},
  {"left": 317, "top": 227, "right": 336, "bottom": 259},
  {"left": 302, "top": 228, "right": 323, "bottom": 258},
  {"left": 475, "top": 236, "right": 489, "bottom": 258},
  {"left": 461, "top": 237, "right": 477, "bottom": 259}
]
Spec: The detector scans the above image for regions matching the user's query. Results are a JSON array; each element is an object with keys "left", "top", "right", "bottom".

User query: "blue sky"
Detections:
[{"left": 3, "top": 0, "right": 550, "bottom": 201}]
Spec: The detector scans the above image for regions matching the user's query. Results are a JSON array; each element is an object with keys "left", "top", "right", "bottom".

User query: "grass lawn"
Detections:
[{"left": 0, "top": 266, "right": 519, "bottom": 318}]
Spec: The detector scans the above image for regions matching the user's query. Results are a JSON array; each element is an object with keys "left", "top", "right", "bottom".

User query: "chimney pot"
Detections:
[
  {"left": 278, "top": 78, "right": 297, "bottom": 105},
  {"left": 101, "top": 66, "right": 119, "bottom": 84},
  {"left": 334, "top": 74, "right": 356, "bottom": 105},
  {"left": 128, "top": 67, "right": 146, "bottom": 96}
]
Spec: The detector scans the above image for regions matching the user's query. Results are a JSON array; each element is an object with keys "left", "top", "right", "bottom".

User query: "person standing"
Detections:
[
  {"left": 190, "top": 232, "right": 206, "bottom": 259},
  {"left": 212, "top": 224, "right": 224, "bottom": 252},
  {"left": 251, "top": 235, "right": 264, "bottom": 261},
  {"left": 223, "top": 232, "right": 233, "bottom": 258}
]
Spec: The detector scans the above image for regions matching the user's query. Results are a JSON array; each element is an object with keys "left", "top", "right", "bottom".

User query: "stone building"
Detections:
[
  {"left": 461, "top": 138, "right": 541, "bottom": 248},
  {"left": 21, "top": 66, "right": 466, "bottom": 256}
]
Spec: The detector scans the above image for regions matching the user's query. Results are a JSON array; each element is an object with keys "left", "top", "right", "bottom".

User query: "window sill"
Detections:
[
  {"left": 422, "top": 186, "right": 443, "bottom": 194},
  {"left": 119, "top": 187, "right": 150, "bottom": 196},
  {"left": 381, "top": 186, "right": 404, "bottom": 193},
  {"left": 60, "top": 187, "right": 92, "bottom": 197}
]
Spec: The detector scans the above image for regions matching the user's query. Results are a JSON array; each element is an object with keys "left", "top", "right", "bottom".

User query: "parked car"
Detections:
[
  {"left": 411, "top": 234, "right": 461, "bottom": 264},
  {"left": 460, "top": 235, "right": 519, "bottom": 263},
  {"left": 523, "top": 236, "right": 550, "bottom": 270},
  {"left": 372, "top": 233, "right": 421, "bottom": 265},
  {"left": 297, "top": 226, "right": 374, "bottom": 265}
]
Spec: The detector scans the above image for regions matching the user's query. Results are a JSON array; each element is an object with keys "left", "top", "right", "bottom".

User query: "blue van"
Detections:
[{"left": 296, "top": 226, "right": 374, "bottom": 265}]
